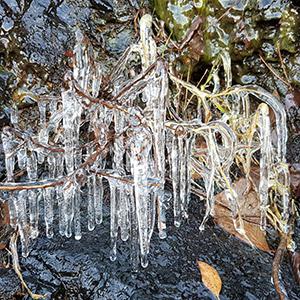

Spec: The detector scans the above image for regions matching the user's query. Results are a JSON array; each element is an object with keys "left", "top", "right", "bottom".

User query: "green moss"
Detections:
[
  {"left": 277, "top": 7, "right": 300, "bottom": 53},
  {"left": 153, "top": 0, "right": 204, "bottom": 41},
  {"left": 153, "top": 0, "right": 300, "bottom": 91}
]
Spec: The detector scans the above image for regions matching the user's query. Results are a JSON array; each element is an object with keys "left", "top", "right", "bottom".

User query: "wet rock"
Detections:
[
  {"left": 1, "top": 16, "right": 14, "bottom": 32},
  {"left": 258, "top": 0, "right": 287, "bottom": 20},
  {"left": 0, "top": 0, "right": 139, "bottom": 89},
  {"left": 0, "top": 198, "right": 298, "bottom": 299},
  {"left": 106, "top": 28, "right": 135, "bottom": 55},
  {"left": 0, "top": 269, "right": 20, "bottom": 298}
]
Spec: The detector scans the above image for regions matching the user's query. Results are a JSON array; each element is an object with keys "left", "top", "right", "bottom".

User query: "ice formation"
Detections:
[{"left": 0, "top": 14, "right": 291, "bottom": 267}]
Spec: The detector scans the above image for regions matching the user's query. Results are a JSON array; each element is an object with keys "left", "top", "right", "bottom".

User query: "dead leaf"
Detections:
[
  {"left": 180, "top": 16, "right": 204, "bottom": 61},
  {"left": 214, "top": 177, "right": 271, "bottom": 252},
  {"left": 0, "top": 201, "right": 10, "bottom": 226},
  {"left": 291, "top": 251, "right": 300, "bottom": 285},
  {"left": 197, "top": 260, "right": 222, "bottom": 299},
  {"left": 290, "top": 164, "right": 300, "bottom": 199},
  {"left": 0, "top": 202, "right": 12, "bottom": 251}
]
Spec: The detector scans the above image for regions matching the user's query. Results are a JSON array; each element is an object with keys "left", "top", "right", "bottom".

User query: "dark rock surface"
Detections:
[
  {"left": 0, "top": 0, "right": 139, "bottom": 104},
  {"left": 0, "top": 200, "right": 300, "bottom": 300}
]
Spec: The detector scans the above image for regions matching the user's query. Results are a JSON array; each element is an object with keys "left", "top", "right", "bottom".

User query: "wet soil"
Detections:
[{"left": 0, "top": 1, "right": 300, "bottom": 300}]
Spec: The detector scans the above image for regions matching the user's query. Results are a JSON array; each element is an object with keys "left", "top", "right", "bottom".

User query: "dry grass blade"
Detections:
[{"left": 10, "top": 232, "right": 46, "bottom": 299}]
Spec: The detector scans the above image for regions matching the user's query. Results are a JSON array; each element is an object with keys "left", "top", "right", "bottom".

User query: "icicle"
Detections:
[
  {"left": 55, "top": 154, "right": 65, "bottom": 236},
  {"left": 107, "top": 175, "right": 118, "bottom": 262},
  {"left": 275, "top": 163, "right": 290, "bottom": 233},
  {"left": 28, "top": 189, "right": 38, "bottom": 239},
  {"left": 7, "top": 195, "right": 17, "bottom": 229},
  {"left": 113, "top": 110, "right": 130, "bottom": 241},
  {"left": 43, "top": 155, "right": 56, "bottom": 238},
  {"left": 148, "top": 61, "right": 168, "bottom": 237},
  {"left": 147, "top": 192, "right": 156, "bottom": 244},
  {"left": 158, "top": 190, "right": 172, "bottom": 239},
  {"left": 184, "top": 133, "right": 195, "bottom": 213},
  {"left": 15, "top": 190, "right": 30, "bottom": 257},
  {"left": 92, "top": 62, "right": 102, "bottom": 98},
  {"left": 74, "top": 188, "right": 82, "bottom": 240},
  {"left": 38, "top": 110, "right": 63, "bottom": 147},
  {"left": 36, "top": 100, "right": 48, "bottom": 164},
  {"left": 73, "top": 158, "right": 82, "bottom": 241},
  {"left": 1, "top": 127, "right": 15, "bottom": 182},
  {"left": 94, "top": 175, "right": 104, "bottom": 225},
  {"left": 10, "top": 105, "right": 18, "bottom": 126},
  {"left": 128, "top": 126, "right": 153, "bottom": 268},
  {"left": 58, "top": 185, "right": 65, "bottom": 236},
  {"left": 87, "top": 175, "right": 95, "bottom": 231},
  {"left": 171, "top": 133, "right": 181, "bottom": 227},
  {"left": 49, "top": 96, "right": 58, "bottom": 116},
  {"left": 64, "top": 182, "right": 75, "bottom": 238},
  {"left": 26, "top": 150, "right": 39, "bottom": 238},
  {"left": 139, "top": 14, "right": 157, "bottom": 105},
  {"left": 170, "top": 126, "right": 194, "bottom": 228},
  {"left": 179, "top": 135, "right": 188, "bottom": 219},
  {"left": 258, "top": 104, "right": 272, "bottom": 230},
  {"left": 118, "top": 186, "right": 130, "bottom": 242},
  {"left": 105, "top": 172, "right": 133, "bottom": 261},
  {"left": 139, "top": 14, "right": 157, "bottom": 71},
  {"left": 43, "top": 187, "right": 54, "bottom": 238},
  {"left": 128, "top": 184, "right": 139, "bottom": 269},
  {"left": 62, "top": 88, "right": 75, "bottom": 174},
  {"left": 199, "top": 129, "right": 220, "bottom": 231},
  {"left": 38, "top": 100, "right": 47, "bottom": 126},
  {"left": 47, "top": 154, "right": 56, "bottom": 178},
  {"left": 220, "top": 50, "right": 232, "bottom": 88},
  {"left": 17, "top": 147, "right": 27, "bottom": 169}
]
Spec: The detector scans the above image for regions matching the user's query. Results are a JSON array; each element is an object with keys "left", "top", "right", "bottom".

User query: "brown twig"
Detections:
[
  {"left": 276, "top": 46, "right": 291, "bottom": 89},
  {"left": 259, "top": 53, "right": 291, "bottom": 88},
  {"left": 5, "top": 127, "right": 64, "bottom": 153},
  {"left": 0, "top": 140, "right": 111, "bottom": 192},
  {"left": 91, "top": 169, "right": 160, "bottom": 187},
  {"left": 111, "top": 61, "right": 157, "bottom": 102}
]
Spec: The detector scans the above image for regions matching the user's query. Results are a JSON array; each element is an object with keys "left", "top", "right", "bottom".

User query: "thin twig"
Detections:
[
  {"left": 259, "top": 54, "right": 290, "bottom": 87},
  {"left": 0, "top": 141, "right": 111, "bottom": 192},
  {"left": 276, "top": 46, "right": 291, "bottom": 88}
]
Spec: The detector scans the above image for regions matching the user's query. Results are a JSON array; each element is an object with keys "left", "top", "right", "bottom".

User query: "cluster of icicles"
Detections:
[{"left": 0, "top": 15, "right": 291, "bottom": 268}]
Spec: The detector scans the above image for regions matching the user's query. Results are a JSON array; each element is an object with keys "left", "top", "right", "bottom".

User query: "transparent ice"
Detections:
[{"left": 0, "top": 15, "right": 291, "bottom": 267}]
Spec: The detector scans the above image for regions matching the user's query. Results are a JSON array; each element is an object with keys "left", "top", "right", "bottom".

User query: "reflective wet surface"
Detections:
[{"left": 0, "top": 199, "right": 299, "bottom": 300}]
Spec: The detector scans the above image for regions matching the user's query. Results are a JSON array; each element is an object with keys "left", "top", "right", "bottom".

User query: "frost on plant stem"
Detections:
[{"left": 0, "top": 14, "right": 292, "bottom": 267}]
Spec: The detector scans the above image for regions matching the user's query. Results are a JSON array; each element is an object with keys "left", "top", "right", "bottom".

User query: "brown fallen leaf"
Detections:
[
  {"left": 0, "top": 202, "right": 12, "bottom": 251},
  {"left": 0, "top": 201, "right": 10, "bottom": 226},
  {"left": 197, "top": 260, "right": 222, "bottom": 299},
  {"left": 214, "top": 176, "right": 271, "bottom": 252},
  {"left": 291, "top": 251, "right": 300, "bottom": 285},
  {"left": 290, "top": 164, "right": 300, "bottom": 199}
]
